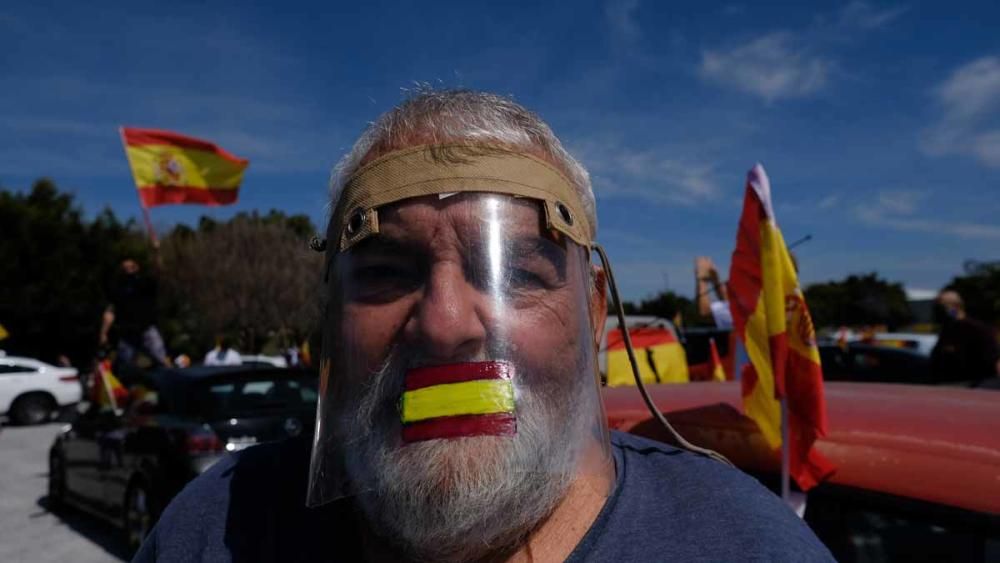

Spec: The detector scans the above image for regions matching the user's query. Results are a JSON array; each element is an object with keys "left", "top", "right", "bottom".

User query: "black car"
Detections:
[
  {"left": 47, "top": 365, "right": 318, "bottom": 550},
  {"left": 818, "top": 342, "right": 932, "bottom": 384}
]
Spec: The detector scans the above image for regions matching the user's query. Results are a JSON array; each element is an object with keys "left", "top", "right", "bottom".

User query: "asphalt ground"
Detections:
[{"left": 0, "top": 422, "right": 128, "bottom": 563}]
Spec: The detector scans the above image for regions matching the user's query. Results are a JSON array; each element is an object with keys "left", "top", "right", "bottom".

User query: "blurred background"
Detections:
[{"left": 1, "top": 1, "right": 998, "bottom": 562}]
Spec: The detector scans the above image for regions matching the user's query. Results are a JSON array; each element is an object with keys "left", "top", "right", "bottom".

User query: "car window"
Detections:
[
  {"left": 805, "top": 486, "right": 1000, "bottom": 562},
  {"left": 193, "top": 374, "right": 319, "bottom": 419},
  {"left": 0, "top": 363, "right": 35, "bottom": 374}
]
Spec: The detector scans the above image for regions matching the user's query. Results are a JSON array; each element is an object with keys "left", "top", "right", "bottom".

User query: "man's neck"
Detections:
[{"left": 503, "top": 453, "right": 615, "bottom": 563}]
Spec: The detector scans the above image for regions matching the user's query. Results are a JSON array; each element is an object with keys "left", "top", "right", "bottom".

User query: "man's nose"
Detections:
[{"left": 405, "top": 262, "right": 489, "bottom": 361}]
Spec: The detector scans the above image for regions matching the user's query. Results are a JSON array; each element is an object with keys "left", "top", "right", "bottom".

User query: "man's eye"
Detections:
[
  {"left": 509, "top": 268, "right": 547, "bottom": 290},
  {"left": 348, "top": 263, "right": 420, "bottom": 302},
  {"left": 357, "top": 265, "right": 408, "bottom": 282}
]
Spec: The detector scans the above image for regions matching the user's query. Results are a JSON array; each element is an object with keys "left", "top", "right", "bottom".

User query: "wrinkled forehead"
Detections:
[
  {"left": 340, "top": 193, "right": 571, "bottom": 269},
  {"left": 378, "top": 193, "right": 546, "bottom": 242}
]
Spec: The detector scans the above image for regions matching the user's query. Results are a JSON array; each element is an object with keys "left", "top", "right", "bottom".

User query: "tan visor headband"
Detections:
[{"left": 329, "top": 144, "right": 594, "bottom": 252}]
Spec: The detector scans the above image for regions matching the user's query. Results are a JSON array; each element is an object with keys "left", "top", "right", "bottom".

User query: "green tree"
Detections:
[
  {"left": 804, "top": 273, "right": 912, "bottom": 330},
  {"left": 946, "top": 260, "right": 1000, "bottom": 324},
  {"left": 0, "top": 181, "right": 149, "bottom": 365},
  {"left": 160, "top": 211, "right": 322, "bottom": 355}
]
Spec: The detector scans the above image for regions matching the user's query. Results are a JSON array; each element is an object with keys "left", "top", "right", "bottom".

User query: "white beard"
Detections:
[{"left": 341, "top": 346, "right": 598, "bottom": 562}]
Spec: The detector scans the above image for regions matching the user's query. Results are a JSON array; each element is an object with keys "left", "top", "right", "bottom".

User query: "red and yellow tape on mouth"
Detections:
[{"left": 400, "top": 361, "right": 516, "bottom": 443}]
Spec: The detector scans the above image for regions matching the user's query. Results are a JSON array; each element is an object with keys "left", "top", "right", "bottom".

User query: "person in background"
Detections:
[
  {"left": 174, "top": 354, "right": 191, "bottom": 368},
  {"left": 696, "top": 256, "right": 733, "bottom": 329},
  {"left": 99, "top": 258, "right": 172, "bottom": 370},
  {"left": 931, "top": 289, "right": 1000, "bottom": 384},
  {"left": 203, "top": 335, "right": 242, "bottom": 366}
]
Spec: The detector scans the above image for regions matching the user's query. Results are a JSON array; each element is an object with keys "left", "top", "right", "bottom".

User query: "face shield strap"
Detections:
[
  {"left": 591, "top": 242, "right": 733, "bottom": 467},
  {"left": 327, "top": 144, "right": 594, "bottom": 256}
]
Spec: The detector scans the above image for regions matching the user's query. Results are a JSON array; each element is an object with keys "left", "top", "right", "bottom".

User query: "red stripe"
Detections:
[
  {"left": 740, "top": 362, "right": 758, "bottom": 398},
  {"left": 122, "top": 127, "right": 248, "bottom": 165},
  {"left": 402, "top": 412, "right": 516, "bottom": 443},
  {"left": 727, "top": 184, "right": 766, "bottom": 339},
  {"left": 138, "top": 185, "right": 239, "bottom": 207},
  {"left": 786, "top": 351, "right": 828, "bottom": 434},
  {"left": 404, "top": 361, "right": 512, "bottom": 391},
  {"left": 769, "top": 332, "right": 788, "bottom": 398},
  {"left": 606, "top": 327, "right": 677, "bottom": 351}
]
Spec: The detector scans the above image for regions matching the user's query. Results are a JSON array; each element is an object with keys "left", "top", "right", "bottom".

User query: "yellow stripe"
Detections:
[
  {"left": 744, "top": 218, "right": 807, "bottom": 449},
  {"left": 125, "top": 145, "right": 246, "bottom": 189},
  {"left": 401, "top": 379, "right": 515, "bottom": 423},
  {"left": 744, "top": 290, "right": 782, "bottom": 449}
]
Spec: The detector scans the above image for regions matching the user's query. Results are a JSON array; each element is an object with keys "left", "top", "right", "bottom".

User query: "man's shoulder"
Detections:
[
  {"left": 585, "top": 431, "right": 833, "bottom": 562},
  {"left": 609, "top": 430, "right": 783, "bottom": 513},
  {"left": 135, "top": 436, "right": 345, "bottom": 562}
]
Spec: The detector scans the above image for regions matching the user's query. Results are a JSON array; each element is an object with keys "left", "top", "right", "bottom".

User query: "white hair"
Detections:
[{"left": 329, "top": 88, "right": 597, "bottom": 238}]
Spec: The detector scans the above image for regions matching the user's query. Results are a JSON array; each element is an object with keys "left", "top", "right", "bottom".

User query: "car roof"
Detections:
[
  {"left": 603, "top": 381, "right": 1000, "bottom": 514},
  {"left": 0, "top": 355, "right": 50, "bottom": 369},
  {"left": 819, "top": 342, "right": 927, "bottom": 357},
  {"left": 155, "top": 365, "right": 304, "bottom": 379}
]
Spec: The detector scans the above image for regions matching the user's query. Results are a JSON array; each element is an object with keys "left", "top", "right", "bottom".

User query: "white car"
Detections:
[
  {"left": 0, "top": 352, "right": 82, "bottom": 425},
  {"left": 238, "top": 354, "right": 288, "bottom": 368}
]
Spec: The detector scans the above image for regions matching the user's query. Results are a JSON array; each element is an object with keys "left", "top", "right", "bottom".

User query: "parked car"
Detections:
[
  {"left": 47, "top": 365, "right": 318, "bottom": 551},
  {"left": 818, "top": 343, "right": 933, "bottom": 385},
  {"left": 604, "top": 382, "right": 1000, "bottom": 562},
  {"left": 238, "top": 354, "right": 288, "bottom": 368},
  {"left": 0, "top": 352, "right": 81, "bottom": 425}
]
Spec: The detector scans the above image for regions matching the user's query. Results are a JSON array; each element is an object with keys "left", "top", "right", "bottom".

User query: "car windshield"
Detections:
[{"left": 162, "top": 372, "right": 318, "bottom": 419}]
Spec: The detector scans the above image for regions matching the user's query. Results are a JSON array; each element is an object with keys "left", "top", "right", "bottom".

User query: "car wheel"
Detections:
[
  {"left": 123, "top": 481, "right": 154, "bottom": 552},
  {"left": 11, "top": 394, "right": 54, "bottom": 425},
  {"left": 48, "top": 451, "right": 66, "bottom": 507}
]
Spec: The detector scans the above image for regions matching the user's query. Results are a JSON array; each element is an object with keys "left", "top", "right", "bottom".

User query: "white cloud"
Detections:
[
  {"left": 875, "top": 190, "right": 925, "bottom": 215},
  {"left": 699, "top": 4, "right": 906, "bottom": 102},
  {"left": 837, "top": 2, "right": 908, "bottom": 30},
  {"left": 854, "top": 189, "right": 1000, "bottom": 240},
  {"left": 922, "top": 56, "right": 1000, "bottom": 168},
  {"left": 605, "top": 0, "right": 641, "bottom": 44},
  {"left": 818, "top": 194, "right": 840, "bottom": 209},
  {"left": 699, "top": 33, "right": 830, "bottom": 102},
  {"left": 583, "top": 145, "right": 720, "bottom": 206}
]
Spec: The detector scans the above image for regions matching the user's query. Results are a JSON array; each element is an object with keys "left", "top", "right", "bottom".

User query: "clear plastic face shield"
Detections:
[{"left": 308, "top": 147, "right": 613, "bottom": 523}]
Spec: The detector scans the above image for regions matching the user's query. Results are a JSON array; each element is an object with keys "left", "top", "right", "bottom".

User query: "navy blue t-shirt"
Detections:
[{"left": 135, "top": 431, "right": 833, "bottom": 562}]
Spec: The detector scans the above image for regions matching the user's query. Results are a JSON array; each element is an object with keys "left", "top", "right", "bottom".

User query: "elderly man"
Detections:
[{"left": 136, "top": 90, "right": 832, "bottom": 562}]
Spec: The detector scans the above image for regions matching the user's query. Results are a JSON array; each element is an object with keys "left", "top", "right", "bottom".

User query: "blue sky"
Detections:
[{"left": 2, "top": 0, "right": 999, "bottom": 301}]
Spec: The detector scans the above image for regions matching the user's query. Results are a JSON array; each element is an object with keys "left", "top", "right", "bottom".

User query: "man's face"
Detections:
[
  {"left": 338, "top": 193, "right": 596, "bottom": 395},
  {"left": 323, "top": 193, "right": 606, "bottom": 559},
  {"left": 121, "top": 259, "right": 139, "bottom": 275},
  {"left": 935, "top": 291, "right": 963, "bottom": 323}
]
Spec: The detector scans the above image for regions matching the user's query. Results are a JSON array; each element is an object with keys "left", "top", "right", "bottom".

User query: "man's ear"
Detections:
[{"left": 590, "top": 264, "right": 608, "bottom": 349}]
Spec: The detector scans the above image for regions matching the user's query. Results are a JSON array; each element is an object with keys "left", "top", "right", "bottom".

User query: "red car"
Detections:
[{"left": 603, "top": 382, "right": 1000, "bottom": 562}]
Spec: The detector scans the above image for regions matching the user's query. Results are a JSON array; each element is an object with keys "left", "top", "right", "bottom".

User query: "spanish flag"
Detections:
[
  {"left": 400, "top": 361, "right": 516, "bottom": 443},
  {"left": 709, "top": 337, "right": 727, "bottom": 382},
  {"left": 93, "top": 359, "right": 128, "bottom": 409},
  {"left": 727, "top": 164, "right": 835, "bottom": 491},
  {"left": 120, "top": 127, "right": 248, "bottom": 207},
  {"left": 605, "top": 325, "right": 689, "bottom": 386}
]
